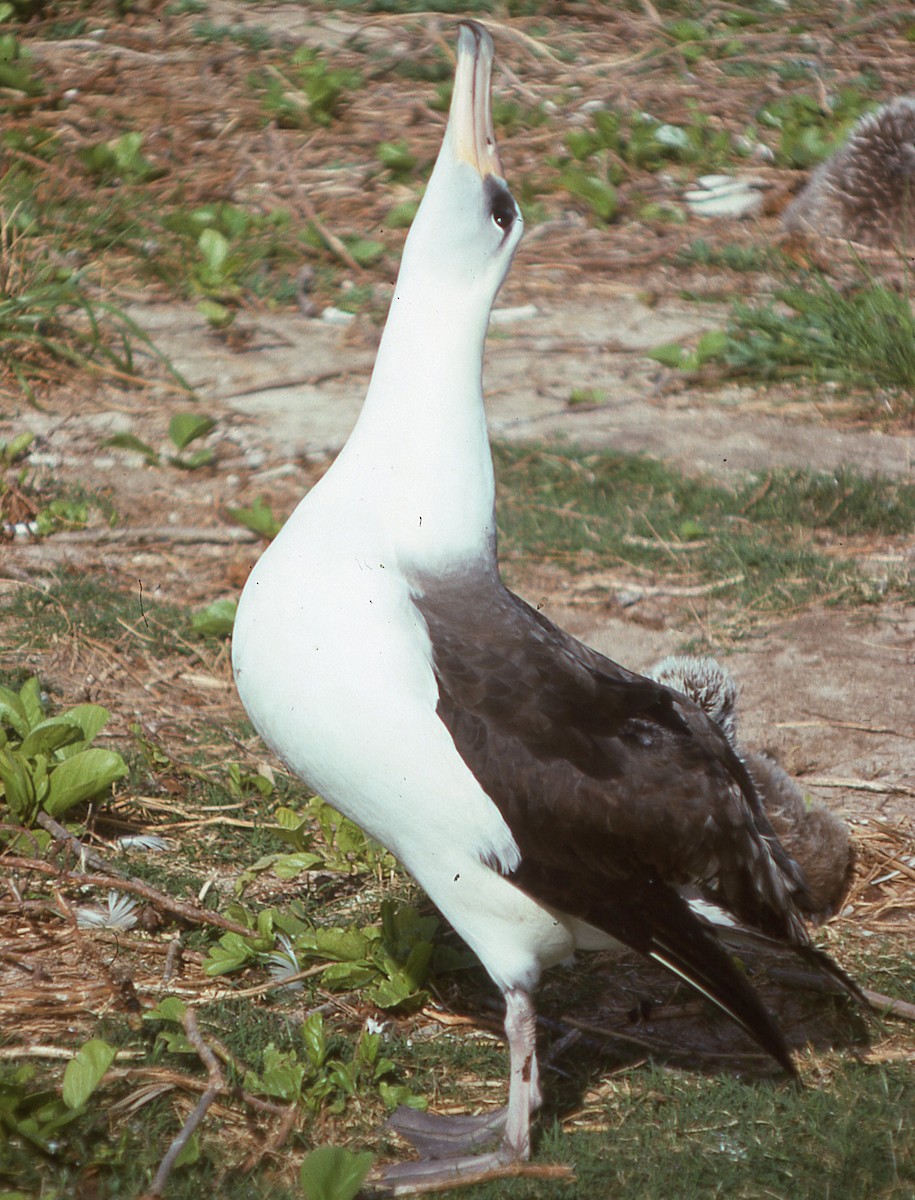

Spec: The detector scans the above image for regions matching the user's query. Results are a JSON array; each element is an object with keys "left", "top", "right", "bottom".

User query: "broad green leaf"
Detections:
[
  {"left": 695, "top": 329, "right": 729, "bottom": 363},
  {"left": 0, "top": 696, "right": 29, "bottom": 740},
  {"left": 0, "top": 746, "right": 38, "bottom": 822},
  {"left": 272, "top": 851, "right": 323, "bottom": 879},
  {"left": 102, "top": 431, "right": 160, "bottom": 465},
  {"left": 190, "top": 598, "right": 237, "bottom": 638},
  {"left": 197, "top": 227, "right": 229, "bottom": 274},
  {"left": 300, "top": 1146, "right": 374, "bottom": 1200},
  {"left": 168, "top": 412, "right": 216, "bottom": 452},
  {"left": 52, "top": 704, "right": 111, "bottom": 759},
  {"left": 62, "top": 1039, "right": 116, "bottom": 1109},
  {"left": 320, "top": 962, "right": 376, "bottom": 990},
  {"left": 18, "top": 718, "right": 84, "bottom": 759},
  {"left": 302, "top": 1013, "right": 326, "bottom": 1069},
  {"left": 44, "top": 748, "right": 128, "bottom": 816},
  {"left": 227, "top": 495, "right": 284, "bottom": 539},
  {"left": 311, "top": 927, "right": 371, "bottom": 962},
  {"left": 204, "top": 931, "right": 258, "bottom": 976},
  {"left": 143, "top": 995, "right": 187, "bottom": 1024},
  {"left": 647, "top": 342, "right": 686, "bottom": 368},
  {"left": 245, "top": 1045, "right": 305, "bottom": 1100},
  {"left": 18, "top": 676, "right": 44, "bottom": 730}
]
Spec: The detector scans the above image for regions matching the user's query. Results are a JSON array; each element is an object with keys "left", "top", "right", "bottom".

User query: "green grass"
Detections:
[
  {"left": 719, "top": 277, "right": 915, "bottom": 397},
  {"left": 493, "top": 445, "right": 915, "bottom": 621},
  {"left": 4, "top": 568, "right": 190, "bottom": 653}
]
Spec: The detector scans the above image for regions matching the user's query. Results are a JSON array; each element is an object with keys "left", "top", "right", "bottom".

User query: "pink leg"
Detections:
[
  {"left": 372, "top": 988, "right": 542, "bottom": 1192},
  {"left": 503, "top": 987, "right": 541, "bottom": 1159}
]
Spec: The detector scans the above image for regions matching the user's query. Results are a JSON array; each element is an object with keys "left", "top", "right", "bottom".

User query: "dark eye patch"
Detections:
[{"left": 484, "top": 176, "right": 517, "bottom": 232}]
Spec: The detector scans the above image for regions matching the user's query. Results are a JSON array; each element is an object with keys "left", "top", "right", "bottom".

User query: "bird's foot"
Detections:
[
  {"left": 386, "top": 1105, "right": 507, "bottom": 1157},
  {"left": 367, "top": 1107, "right": 519, "bottom": 1194},
  {"left": 369, "top": 1143, "right": 520, "bottom": 1195}
]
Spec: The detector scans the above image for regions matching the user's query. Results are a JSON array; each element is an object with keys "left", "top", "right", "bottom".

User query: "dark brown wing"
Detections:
[
  {"left": 413, "top": 573, "right": 829, "bottom": 1072},
  {"left": 416, "top": 574, "right": 810, "bottom": 937}
]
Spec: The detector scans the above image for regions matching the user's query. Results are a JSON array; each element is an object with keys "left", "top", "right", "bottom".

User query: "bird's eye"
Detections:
[{"left": 484, "top": 177, "right": 517, "bottom": 234}]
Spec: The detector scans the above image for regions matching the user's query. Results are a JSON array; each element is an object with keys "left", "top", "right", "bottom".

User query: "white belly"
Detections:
[{"left": 232, "top": 511, "right": 579, "bottom": 992}]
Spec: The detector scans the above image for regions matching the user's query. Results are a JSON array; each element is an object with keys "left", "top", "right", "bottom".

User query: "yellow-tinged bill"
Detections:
[{"left": 450, "top": 21, "right": 503, "bottom": 179}]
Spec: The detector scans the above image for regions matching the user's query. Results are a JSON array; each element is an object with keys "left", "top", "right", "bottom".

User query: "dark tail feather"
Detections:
[
  {"left": 618, "top": 882, "right": 798, "bottom": 1077},
  {"left": 793, "top": 943, "right": 867, "bottom": 1006},
  {"left": 513, "top": 864, "right": 797, "bottom": 1077}
]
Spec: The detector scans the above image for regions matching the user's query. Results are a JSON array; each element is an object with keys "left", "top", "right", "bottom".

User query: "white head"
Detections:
[{"left": 396, "top": 21, "right": 524, "bottom": 311}]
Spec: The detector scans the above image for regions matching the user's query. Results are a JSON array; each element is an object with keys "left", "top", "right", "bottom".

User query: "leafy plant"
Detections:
[
  {"left": 680, "top": 275, "right": 915, "bottom": 397},
  {"left": 376, "top": 140, "right": 417, "bottom": 180},
  {"left": 758, "top": 90, "right": 873, "bottom": 168},
  {"left": 153, "top": 202, "right": 298, "bottom": 304},
  {"left": 61, "top": 1040, "right": 117, "bottom": 1109},
  {"left": 558, "top": 166, "right": 618, "bottom": 223},
  {"left": 300, "top": 1146, "right": 375, "bottom": 1200},
  {"left": 103, "top": 412, "right": 217, "bottom": 469},
  {"left": 227, "top": 495, "right": 285, "bottom": 539},
  {"left": 204, "top": 894, "right": 456, "bottom": 1012},
  {"left": 191, "top": 597, "right": 238, "bottom": 638},
  {"left": 0, "top": 4, "right": 45, "bottom": 97},
  {"left": 78, "top": 131, "right": 164, "bottom": 184},
  {"left": 0, "top": 676, "right": 128, "bottom": 836},
  {"left": 0, "top": 215, "right": 190, "bottom": 399},
  {"left": 146, "top": 998, "right": 421, "bottom": 1116},
  {"left": 250, "top": 47, "right": 361, "bottom": 128},
  {"left": 192, "top": 18, "right": 273, "bottom": 51},
  {"left": 648, "top": 329, "right": 730, "bottom": 372}
]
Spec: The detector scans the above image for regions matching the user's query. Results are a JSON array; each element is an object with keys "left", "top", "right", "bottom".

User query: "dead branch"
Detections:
[
  {"left": 1, "top": 856, "right": 252, "bottom": 936},
  {"left": 36, "top": 811, "right": 126, "bottom": 876},
  {"left": 145, "top": 1008, "right": 225, "bottom": 1198}
]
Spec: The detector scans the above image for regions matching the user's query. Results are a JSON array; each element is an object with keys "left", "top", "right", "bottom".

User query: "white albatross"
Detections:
[{"left": 232, "top": 22, "right": 862, "bottom": 1191}]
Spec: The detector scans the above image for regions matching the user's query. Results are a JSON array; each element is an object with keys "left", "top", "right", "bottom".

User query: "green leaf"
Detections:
[
  {"left": 191, "top": 598, "right": 237, "bottom": 638},
  {"left": 44, "top": 748, "right": 128, "bottom": 816},
  {"left": 301, "top": 1012, "right": 326, "bottom": 1069},
  {"left": 0, "top": 693, "right": 30, "bottom": 740},
  {"left": 18, "top": 676, "right": 44, "bottom": 729},
  {"left": 0, "top": 746, "right": 39, "bottom": 822},
  {"left": 197, "top": 227, "right": 230, "bottom": 274},
  {"left": 174, "top": 1131, "right": 200, "bottom": 1167},
  {"left": 647, "top": 342, "right": 687, "bottom": 368},
  {"left": 168, "top": 412, "right": 216, "bottom": 451},
  {"left": 204, "top": 931, "right": 259, "bottom": 976},
  {"left": 245, "top": 1045, "right": 305, "bottom": 1100},
  {"left": 143, "top": 995, "right": 187, "bottom": 1024},
  {"left": 558, "top": 167, "right": 618, "bottom": 223},
  {"left": 694, "top": 329, "right": 729, "bottom": 363},
  {"left": 272, "top": 851, "right": 323, "bottom": 878},
  {"left": 343, "top": 237, "right": 385, "bottom": 267},
  {"left": 171, "top": 446, "right": 215, "bottom": 471},
  {"left": 62, "top": 1039, "right": 116, "bottom": 1109},
  {"left": 102, "top": 431, "right": 160, "bottom": 465},
  {"left": 227, "top": 495, "right": 284, "bottom": 539},
  {"left": 52, "top": 704, "right": 111, "bottom": 759},
  {"left": 197, "top": 299, "right": 235, "bottom": 328},
  {"left": 300, "top": 1146, "right": 374, "bottom": 1200},
  {"left": 18, "top": 718, "right": 84, "bottom": 759}
]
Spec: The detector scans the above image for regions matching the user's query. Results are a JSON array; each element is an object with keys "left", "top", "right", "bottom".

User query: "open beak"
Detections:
[{"left": 450, "top": 21, "right": 503, "bottom": 179}]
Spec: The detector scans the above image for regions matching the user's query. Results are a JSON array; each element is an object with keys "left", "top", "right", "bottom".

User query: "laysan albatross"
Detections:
[{"left": 232, "top": 22, "right": 861, "bottom": 1190}]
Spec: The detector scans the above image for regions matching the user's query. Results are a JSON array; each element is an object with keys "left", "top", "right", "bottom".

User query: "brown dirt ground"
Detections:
[{"left": 0, "top": 1, "right": 913, "bottom": 1183}]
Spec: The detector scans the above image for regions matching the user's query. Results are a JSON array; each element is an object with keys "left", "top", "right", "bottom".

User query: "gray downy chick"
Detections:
[
  {"left": 648, "top": 655, "right": 855, "bottom": 920},
  {"left": 783, "top": 98, "right": 915, "bottom": 248}
]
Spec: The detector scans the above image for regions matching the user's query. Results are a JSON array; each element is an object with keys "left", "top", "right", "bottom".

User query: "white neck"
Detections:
[{"left": 321, "top": 266, "right": 498, "bottom": 576}]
